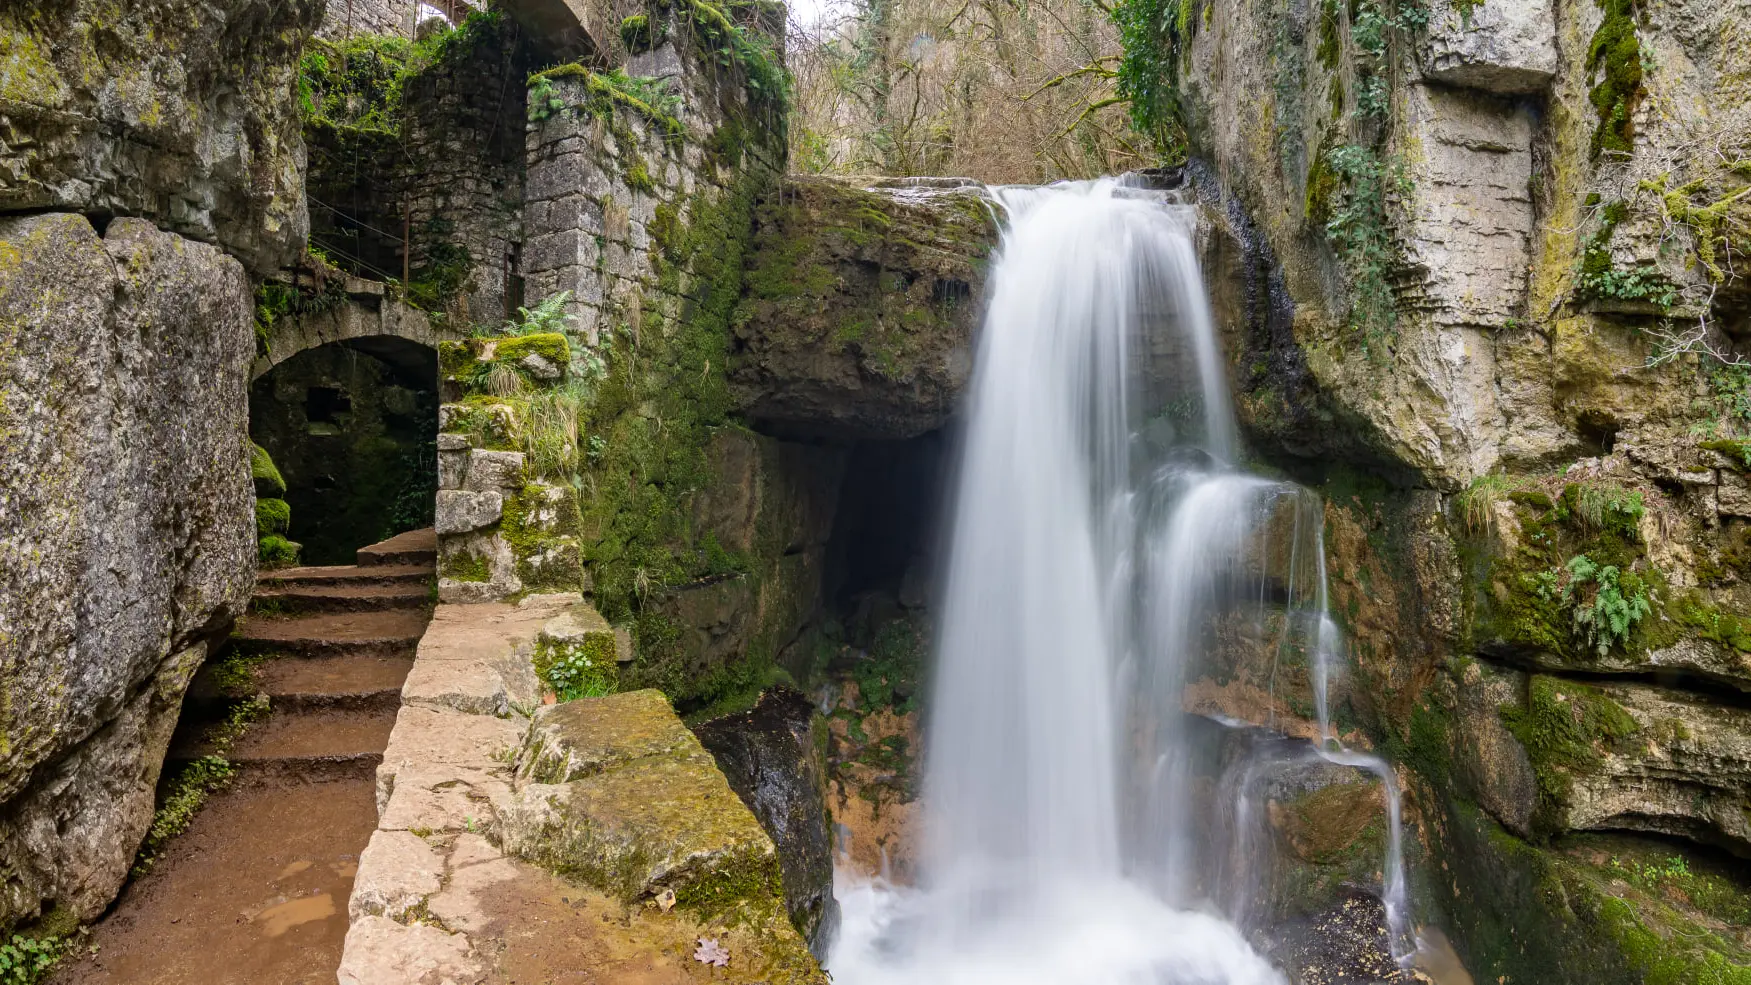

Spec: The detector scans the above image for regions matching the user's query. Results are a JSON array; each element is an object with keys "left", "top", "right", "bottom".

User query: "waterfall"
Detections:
[{"left": 827, "top": 179, "right": 1413, "bottom": 984}]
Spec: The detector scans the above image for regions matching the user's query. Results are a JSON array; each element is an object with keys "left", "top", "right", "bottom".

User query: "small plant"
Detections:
[
  {"left": 528, "top": 76, "right": 566, "bottom": 122},
  {"left": 133, "top": 755, "right": 237, "bottom": 877},
  {"left": 0, "top": 933, "right": 68, "bottom": 985},
  {"left": 535, "top": 637, "right": 618, "bottom": 701},
  {"left": 1459, "top": 473, "right": 1519, "bottom": 535},
  {"left": 1541, "top": 555, "right": 1653, "bottom": 656},
  {"left": 1571, "top": 482, "right": 1645, "bottom": 538}
]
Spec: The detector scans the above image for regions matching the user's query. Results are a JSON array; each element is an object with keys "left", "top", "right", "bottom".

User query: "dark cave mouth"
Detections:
[{"left": 250, "top": 337, "right": 440, "bottom": 566}]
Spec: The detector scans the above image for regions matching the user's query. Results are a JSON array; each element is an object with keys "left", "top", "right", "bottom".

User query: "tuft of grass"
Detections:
[{"left": 1460, "top": 473, "right": 1520, "bottom": 535}]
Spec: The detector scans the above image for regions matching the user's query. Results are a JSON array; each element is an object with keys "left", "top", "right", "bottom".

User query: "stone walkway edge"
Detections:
[
  {"left": 338, "top": 595, "right": 568, "bottom": 984},
  {"left": 337, "top": 594, "right": 824, "bottom": 984}
]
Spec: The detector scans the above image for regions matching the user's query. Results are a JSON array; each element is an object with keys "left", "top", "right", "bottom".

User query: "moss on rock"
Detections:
[
  {"left": 254, "top": 498, "right": 291, "bottom": 536},
  {"left": 250, "top": 442, "right": 286, "bottom": 498}
]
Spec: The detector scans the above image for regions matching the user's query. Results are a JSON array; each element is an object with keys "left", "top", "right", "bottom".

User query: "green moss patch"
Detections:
[
  {"left": 1585, "top": 0, "right": 1645, "bottom": 158},
  {"left": 255, "top": 497, "right": 291, "bottom": 536},
  {"left": 257, "top": 534, "right": 301, "bottom": 568},
  {"left": 1500, "top": 675, "right": 1639, "bottom": 828},
  {"left": 250, "top": 442, "right": 286, "bottom": 497}
]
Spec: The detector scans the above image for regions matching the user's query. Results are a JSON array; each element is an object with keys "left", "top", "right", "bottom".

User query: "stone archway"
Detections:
[
  {"left": 252, "top": 271, "right": 465, "bottom": 381},
  {"left": 250, "top": 335, "right": 441, "bottom": 565}
]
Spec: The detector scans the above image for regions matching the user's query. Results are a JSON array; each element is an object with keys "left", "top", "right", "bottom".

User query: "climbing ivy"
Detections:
[
  {"left": 1321, "top": 143, "right": 1408, "bottom": 347},
  {"left": 1109, "top": 0, "right": 1191, "bottom": 161}
]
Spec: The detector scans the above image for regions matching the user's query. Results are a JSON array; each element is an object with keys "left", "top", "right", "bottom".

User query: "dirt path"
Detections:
[{"left": 51, "top": 529, "right": 436, "bottom": 985}]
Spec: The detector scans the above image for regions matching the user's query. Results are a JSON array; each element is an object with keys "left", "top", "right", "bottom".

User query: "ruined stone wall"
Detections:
[
  {"left": 1176, "top": 0, "right": 1751, "bottom": 979},
  {"left": 318, "top": 0, "right": 419, "bottom": 40},
  {"left": 434, "top": 1, "right": 830, "bottom": 716},
  {"left": 401, "top": 15, "right": 533, "bottom": 327}
]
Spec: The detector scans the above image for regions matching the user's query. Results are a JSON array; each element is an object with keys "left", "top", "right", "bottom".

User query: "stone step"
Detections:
[
  {"left": 173, "top": 708, "right": 395, "bottom": 781},
  {"left": 257, "top": 564, "right": 435, "bottom": 590},
  {"left": 257, "top": 654, "right": 414, "bottom": 713},
  {"left": 357, "top": 528, "right": 437, "bottom": 568},
  {"left": 233, "top": 609, "right": 430, "bottom": 659},
  {"left": 251, "top": 581, "right": 431, "bottom": 615}
]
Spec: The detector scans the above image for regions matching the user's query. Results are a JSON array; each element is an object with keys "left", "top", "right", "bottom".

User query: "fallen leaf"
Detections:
[
  {"left": 694, "top": 937, "right": 729, "bottom": 967},
  {"left": 656, "top": 888, "right": 676, "bottom": 912}
]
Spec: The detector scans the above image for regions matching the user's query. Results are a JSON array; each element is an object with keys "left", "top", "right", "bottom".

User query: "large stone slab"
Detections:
[
  {"left": 498, "top": 691, "right": 787, "bottom": 913},
  {"left": 0, "top": 213, "right": 255, "bottom": 926}
]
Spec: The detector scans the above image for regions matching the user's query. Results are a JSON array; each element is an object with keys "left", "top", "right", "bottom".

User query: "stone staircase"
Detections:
[{"left": 175, "top": 528, "right": 437, "bottom": 781}]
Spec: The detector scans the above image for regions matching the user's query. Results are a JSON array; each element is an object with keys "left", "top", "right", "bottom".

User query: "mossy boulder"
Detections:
[
  {"left": 250, "top": 442, "right": 287, "bottom": 498},
  {"left": 729, "top": 176, "right": 998, "bottom": 440},
  {"left": 495, "top": 690, "right": 821, "bottom": 979},
  {"left": 255, "top": 497, "right": 291, "bottom": 536},
  {"left": 1430, "top": 798, "right": 1751, "bottom": 985}
]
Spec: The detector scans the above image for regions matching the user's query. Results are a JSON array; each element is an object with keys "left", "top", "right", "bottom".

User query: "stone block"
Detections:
[
  {"left": 516, "top": 689, "right": 695, "bottom": 784},
  {"left": 337, "top": 915, "right": 487, "bottom": 985},
  {"left": 463, "top": 450, "right": 527, "bottom": 492},
  {"left": 1423, "top": 0, "right": 1558, "bottom": 94},
  {"left": 436, "top": 489, "right": 504, "bottom": 534},
  {"left": 349, "top": 830, "right": 444, "bottom": 922}
]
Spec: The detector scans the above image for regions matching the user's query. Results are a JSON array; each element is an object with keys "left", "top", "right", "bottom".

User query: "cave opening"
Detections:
[
  {"left": 809, "top": 430, "right": 951, "bottom": 682},
  {"left": 249, "top": 337, "right": 439, "bottom": 565}
]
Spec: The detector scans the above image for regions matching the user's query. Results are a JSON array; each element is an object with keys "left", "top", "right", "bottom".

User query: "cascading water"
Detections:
[{"left": 827, "top": 179, "right": 1415, "bottom": 984}]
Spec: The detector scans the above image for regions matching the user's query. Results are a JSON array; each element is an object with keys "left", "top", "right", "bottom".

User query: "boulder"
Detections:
[
  {"left": 0, "top": 213, "right": 255, "bottom": 926},
  {"left": 1422, "top": 0, "right": 1558, "bottom": 94},
  {"left": 693, "top": 688, "right": 839, "bottom": 955},
  {"left": 729, "top": 176, "right": 998, "bottom": 440},
  {"left": 494, "top": 690, "right": 817, "bottom": 974}
]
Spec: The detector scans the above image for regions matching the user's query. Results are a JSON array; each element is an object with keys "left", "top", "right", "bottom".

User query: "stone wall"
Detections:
[
  {"left": 301, "top": 12, "right": 537, "bottom": 326},
  {"left": 0, "top": 215, "right": 256, "bottom": 927},
  {"left": 1176, "top": 0, "right": 1751, "bottom": 978},
  {"left": 318, "top": 0, "right": 420, "bottom": 40}
]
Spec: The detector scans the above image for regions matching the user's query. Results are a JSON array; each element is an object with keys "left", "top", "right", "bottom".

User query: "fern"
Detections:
[{"left": 1561, "top": 555, "right": 1652, "bottom": 656}]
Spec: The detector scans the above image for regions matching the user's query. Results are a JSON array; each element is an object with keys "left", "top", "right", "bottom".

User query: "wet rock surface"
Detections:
[{"left": 694, "top": 687, "right": 839, "bottom": 954}]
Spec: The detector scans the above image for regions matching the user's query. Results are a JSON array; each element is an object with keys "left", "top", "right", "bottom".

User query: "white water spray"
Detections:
[{"left": 827, "top": 179, "right": 1414, "bottom": 984}]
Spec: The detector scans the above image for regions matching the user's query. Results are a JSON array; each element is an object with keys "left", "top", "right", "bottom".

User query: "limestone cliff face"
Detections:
[
  {"left": 1175, "top": 0, "right": 1751, "bottom": 977},
  {"left": 0, "top": 215, "right": 256, "bottom": 926},
  {"left": 731, "top": 176, "right": 997, "bottom": 440},
  {"left": 0, "top": 0, "right": 321, "bottom": 275}
]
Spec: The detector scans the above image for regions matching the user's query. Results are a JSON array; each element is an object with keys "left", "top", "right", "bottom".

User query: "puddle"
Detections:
[
  {"left": 1411, "top": 928, "right": 1474, "bottom": 985},
  {"left": 275, "top": 860, "right": 314, "bottom": 881},
  {"left": 253, "top": 894, "right": 336, "bottom": 937}
]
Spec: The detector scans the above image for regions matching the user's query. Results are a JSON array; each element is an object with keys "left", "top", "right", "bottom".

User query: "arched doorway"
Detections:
[{"left": 249, "top": 336, "right": 439, "bottom": 565}]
